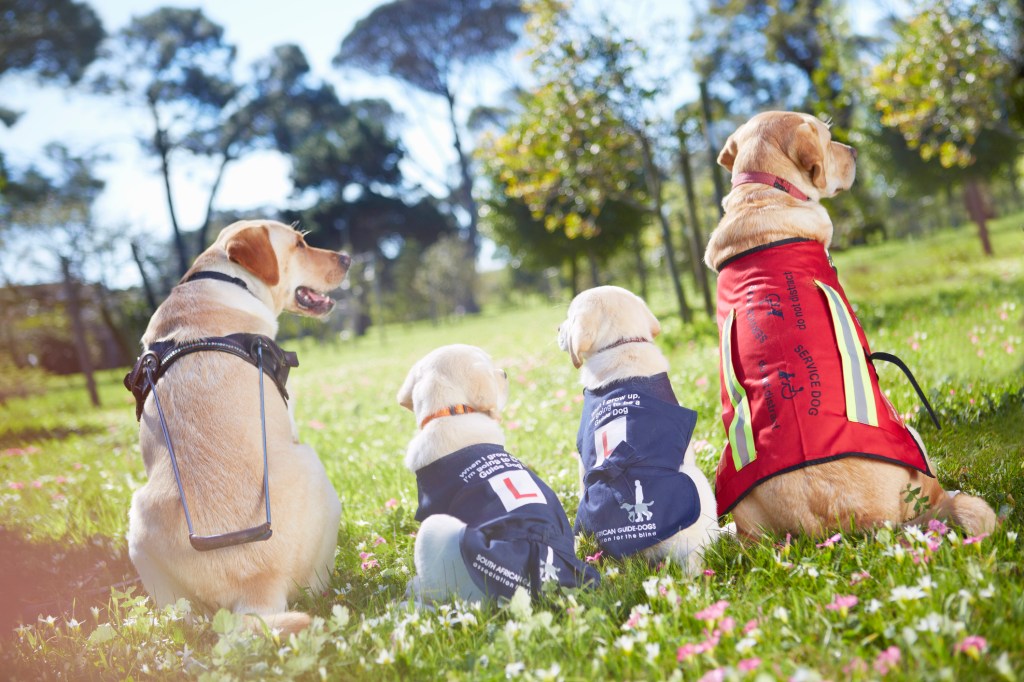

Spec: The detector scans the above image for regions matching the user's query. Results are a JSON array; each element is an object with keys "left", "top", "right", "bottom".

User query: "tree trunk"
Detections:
[
  {"left": 443, "top": 87, "right": 481, "bottom": 314},
  {"left": 699, "top": 81, "right": 726, "bottom": 218},
  {"left": 195, "top": 152, "right": 233, "bottom": 259},
  {"left": 587, "top": 247, "right": 601, "bottom": 288},
  {"left": 130, "top": 239, "right": 160, "bottom": 314},
  {"left": 638, "top": 132, "right": 692, "bottom": 324},
  {"left": 964, "top": 179, "right": 994, "bottom": 256},
  {"left": 60, "top": 258, "right": 100, "bottom": 407},
  {"left": 569, "top": 255, "right": 579, "bottom": 297},
  {"left": 631, "top": 231, "right": 649, "bottom": 301},
  {"left": 93, "top": 281, "right": 134, "bottom": 365},
  {"left": 149, "top": 100, "right": 190, "bottom": 277},
  {"left": 676, "top": 128, "right": 714, "bottom": 317}
]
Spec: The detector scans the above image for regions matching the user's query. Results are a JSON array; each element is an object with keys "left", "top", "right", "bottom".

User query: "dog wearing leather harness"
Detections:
[
  {"left": 126, "top": 220, "right": 349, "bottom": 634},
  {"left": 705, "top": 111, "right": 996, "bottom": 539}
]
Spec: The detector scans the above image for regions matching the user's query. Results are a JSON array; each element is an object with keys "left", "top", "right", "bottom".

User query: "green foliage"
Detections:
[
  {"left": 1, "top": 214, "right": 1022, "bottom": 679},
  {"left": 871, "top": 0, "right": 1019, "bottom": 172}
]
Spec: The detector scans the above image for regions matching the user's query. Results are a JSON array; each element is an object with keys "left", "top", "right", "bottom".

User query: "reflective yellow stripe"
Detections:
[
  {"left": 721, "top": 310, "right": 756, "bottom": 470},
  {"left": 815, "top": 280, "right": 878, "bottom": 426}
]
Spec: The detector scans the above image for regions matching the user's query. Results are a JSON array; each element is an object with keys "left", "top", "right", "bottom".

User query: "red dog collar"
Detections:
[{"left": 731, "top": 171, "right": 810, "bottom": 201}]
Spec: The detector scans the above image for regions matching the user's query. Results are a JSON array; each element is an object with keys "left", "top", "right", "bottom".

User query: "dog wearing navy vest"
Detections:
[
  {"left": 398, "top": 344, "right": 599, "bottom": 603},
  {"left": 704, "top": 110, "right": 996, "bottom": 539},
  {"left": 127, "top": 220, "right": 349, "bottom": 634},
  {"left": 558, "top": 287, "right": 727, "bottom": 574}
]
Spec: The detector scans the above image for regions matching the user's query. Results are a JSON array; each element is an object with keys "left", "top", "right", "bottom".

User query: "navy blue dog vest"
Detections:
[
  {"left": 575, "top": 373, "right": 701, "bottom": 558},
  {"left": 415, "top": 444, "right": 600, "bottom": 599}
]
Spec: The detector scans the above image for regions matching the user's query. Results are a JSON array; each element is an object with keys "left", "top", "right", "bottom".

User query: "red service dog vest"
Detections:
[{"left": 714, "top": 238, "right": 932, "bottom": 516}]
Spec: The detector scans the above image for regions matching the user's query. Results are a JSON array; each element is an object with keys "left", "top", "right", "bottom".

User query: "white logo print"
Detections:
[
  {"left": 620, "top": 479, "right": 654, "bottom": 523},
  {"left": 539, "top": 546, "right": 560, "bottom": 583}
]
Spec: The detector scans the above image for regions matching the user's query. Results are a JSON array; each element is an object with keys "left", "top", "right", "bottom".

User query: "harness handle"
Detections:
[
  {"left": 143, "top": 342, "right": 274, "bottom": 552},
  {"left": 868, "top": 351, "right": 942, "bottom": 430}
]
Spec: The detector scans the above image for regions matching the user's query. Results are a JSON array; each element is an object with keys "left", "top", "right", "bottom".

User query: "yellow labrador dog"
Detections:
[
  {"left": 126, "top": 220, "right": 349, "bottom": 634},
  {"left": 398, "top": 345, "right": 598, "bottom": 603},
  {"left": 558, "top": 286, "right": 728, "bottom": 574},
  {"left": 705, "top": 111, "right": 996, "bottom": 539}
]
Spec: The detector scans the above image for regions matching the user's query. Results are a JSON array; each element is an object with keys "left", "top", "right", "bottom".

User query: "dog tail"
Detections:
[
  {"left": 909, "top": 489, "right": 997, "bottom": 537},
  {"left": 244, "top": 611, "right": 312, "bottom": 636}
]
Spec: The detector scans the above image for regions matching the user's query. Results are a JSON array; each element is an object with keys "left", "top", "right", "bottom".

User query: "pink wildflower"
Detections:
[
  {"left": 372, "top": 536, "right": 387, "bottom": 546},
  {"left": 73, "top": 463, "right": 83, "bottom": 470},
  {"left": 384, "top": 498, "right": 398, "bottom": 509},
  {"left": 742, "top": 619, "right": 760, "bottom": 635},
  {"left": 307, "top": 419, "right": 326, "bottom": 430},
  {"left": 850, "top": 570, "right": 871, "bottom": 586},
  {"left": 7, "top": 482, "right": 24, "bottom": 490},
  {"left": 703, "top": 569, "right": 716, "bottom": 577},
  {"left": 585, "top": 550, "right": 603, "bottom": 564},
  {"left": 694, "top": 600, "right": 729, "bottom": 623},
  {"left": 698, "top": 668, "right": 725, "bottom": 682},
  {"left": 31, "top": 480, "right": 43, "bottom": 489},
  {"left": 738, "top": 658, "right": 761, "bottom": 672},
  {"left": 54, "top": 476, "right": 67, "bottom": 484},
  {"left": 719, "top": 617, "right": 736, "bottom": 633},
  {"left": 816, "top": 533, "right": 841, "bottom": 548},
  {"left": 927, "top": 519, "right": 948, "bottom": 535},
  {"left": 361, "top": 558, "right": 379, "bottom": 571},
  {"left": 358, "top": 551, "right": 373, "bottom": 560},
  {"left": 963, "top": 533, "right": 990, "bottom": 545},
  {"left": 954, "top": 635, "right": 988, "bottom": 660},
  {"left": 911, "top": 341, "right": 920, "bottom": 351},
  {"left": 676, "top": 642, "right": 701, "bottom": 662},
  {"left": 873, "top": 646, "right": 901, "bottom": 675},
  {"left": 843, "top": 658, "right": 869, "bottom": 675},
  {"left": 555, "top": 389, "right": 567, "bottom": 399},
  {"left": 826, "top": 594, "right": 858, "bottom": 617},
  {"left": 695, "top": 376, "right": 709, "bottom": 388}
]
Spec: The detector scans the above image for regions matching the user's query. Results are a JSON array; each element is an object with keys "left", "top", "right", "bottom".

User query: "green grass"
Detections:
[{"left": 1, "top": 214, "right": 1022, "bottom": 680}]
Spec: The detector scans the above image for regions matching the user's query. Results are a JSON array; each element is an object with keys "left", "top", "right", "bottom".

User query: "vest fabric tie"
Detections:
[
  {"left": 415, "top": 444, "right": 599, "bottom": 599},
  {"left": 575, "top": 374, "right": 701, "bottom": 558},
  {"left": 714, "top": 238, "right": 933, "bottom": 516}
]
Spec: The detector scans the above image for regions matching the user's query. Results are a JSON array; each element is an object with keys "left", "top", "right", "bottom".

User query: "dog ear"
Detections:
[
  {"left": 567, "top": 315, "right": 597, "bottom": 369},
  {"left": 717, "top": 132, "right": 739, "bottom": 172},
  {"left": 226, "top": 225, "right": 280, "bottom": 286},
  {"left": 793, "top": 122, "right": 827, "bottom": 190},
  {"left": 397, "top": 365, "right": 418, "bottom": 412},
  {"left": 640, "top": 297, "right": 662, "bottom": 339},
  {"left": 466, "top": 362, "right": 506, "bottom": 419}
]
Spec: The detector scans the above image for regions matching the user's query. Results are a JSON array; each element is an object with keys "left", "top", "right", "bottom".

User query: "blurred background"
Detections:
[{"left": 0, "top": 0, "right": 1020, "bottom": 397}]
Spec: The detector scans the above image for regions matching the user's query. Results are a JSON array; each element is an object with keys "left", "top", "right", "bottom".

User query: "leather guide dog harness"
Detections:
[
  {"left": 415, "top": 443, "right": 600, "bottom": 600},
  {"left": 123, "top": 271, "right": 299, "bottom": 551},
  {"left": 575, "top": 373, "right": 701, "bottom": 558},
  {"left": 713, "top": 238, "right": 938, "bottom": 516}
]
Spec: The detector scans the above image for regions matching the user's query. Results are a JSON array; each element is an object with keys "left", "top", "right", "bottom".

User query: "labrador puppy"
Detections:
[
  {"left": 704, "top": 110, "right": 996, "bottom": 539},
  {"left": 127, "top": 220, "right": 349, "bottom": 634},
  {"left": 398, "top": 344, "right": 599, "bottom": 604},
  {"left": 558, "top": 286, "right": 727, "bottom": 574}
]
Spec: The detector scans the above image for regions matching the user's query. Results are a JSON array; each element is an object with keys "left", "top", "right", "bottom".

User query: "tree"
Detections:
[
  {"left": 479, "top": 0, "right": 692, "bottom": 320},
  {"left": 335, "top": 0, "right": 526, "bottom": 313},
  {"left": 871, "top": 0, "right": 1019, "bottom": 255},
  {"left": 0, "top": 0, "right": 105, "bottom": 126},
  {"left": 3, "top": 145, "right": 110, "bottom": 403},
  {"left": 90, "top": 7, "right": 238, "bottom": 276}
]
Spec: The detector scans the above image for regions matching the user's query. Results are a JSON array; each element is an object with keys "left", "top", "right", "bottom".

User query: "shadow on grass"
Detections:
[
  {"left": 0, "top": 528, "right": 138, "bottom": 635},
  {"left": 0, "top": 425, "right": 106, "bottom": 451},
  {"left": 925, "top": 387, "right": 1024, "bottom": 526}
]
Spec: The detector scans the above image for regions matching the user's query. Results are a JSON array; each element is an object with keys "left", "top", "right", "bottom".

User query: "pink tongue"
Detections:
[{"left": 305, "top": 289, "right": 328, "bottom": 305}]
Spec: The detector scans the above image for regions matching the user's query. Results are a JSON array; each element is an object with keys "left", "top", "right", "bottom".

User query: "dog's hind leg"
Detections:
[{"left": 412, "top": 514, "right": 485, "bottom": 605}]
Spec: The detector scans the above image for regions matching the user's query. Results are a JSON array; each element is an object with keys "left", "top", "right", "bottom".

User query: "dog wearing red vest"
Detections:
[{"left": 704, "top": 111, "right": 996, "bottom": 540}]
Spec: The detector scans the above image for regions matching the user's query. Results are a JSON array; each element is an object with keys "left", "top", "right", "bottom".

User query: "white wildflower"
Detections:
[
  {"left": 916, "top": 575, "right": 936, "bottom": 591},
  {"left": 890, "top": 585, "right": 927, "bottom": 602},
  {"left": 1006, "top": 531, "right": 1018, "bottom": 543},
  {"left": 642, "top": 576, "right": 659, "bottom": 598},
  {"left": 535, "top": 662, "right": 561, "bottom": 681},
  {"left": 736, "top": 637, "right": 757, "bottom": 653},
  {"left": 505, "top": 661, "right": 525, "bottom": 678},
  {"left": 375, "top": 649, "right": 394, "bottom": 665},
  {"left": 645, "top": 643, "right": 660, "bottom": 662},
  {"left": 615, "top": 634, "right": 636, "bottom": 654},
  {"left": 864, "top": 599, "right": 884, "bottom": 613},
  {"left": 915, "top": 613, "right": 943, "bottom": 633}
]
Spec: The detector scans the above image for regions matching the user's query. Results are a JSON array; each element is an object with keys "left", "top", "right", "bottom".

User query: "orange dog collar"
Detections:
[{"left": 420, "top": 404, "right": 477, "bottom": 429}]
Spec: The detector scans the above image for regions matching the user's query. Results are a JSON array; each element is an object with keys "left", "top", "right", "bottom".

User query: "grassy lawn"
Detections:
[{"left": 1, "top": 214, "right": 1021, "bottom": 680}]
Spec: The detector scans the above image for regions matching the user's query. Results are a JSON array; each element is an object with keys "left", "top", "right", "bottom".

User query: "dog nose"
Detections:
[{"left": 337, "top": 252, "right": 351, "bottom": 269}]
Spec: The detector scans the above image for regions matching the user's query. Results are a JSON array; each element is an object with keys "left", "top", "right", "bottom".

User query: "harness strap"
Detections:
[
  {"left": 124, "top": 333, "right": 297, "bottom": 420},
  {"left": 868, "top": 351, "right": 942, "bottom": 430}
]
